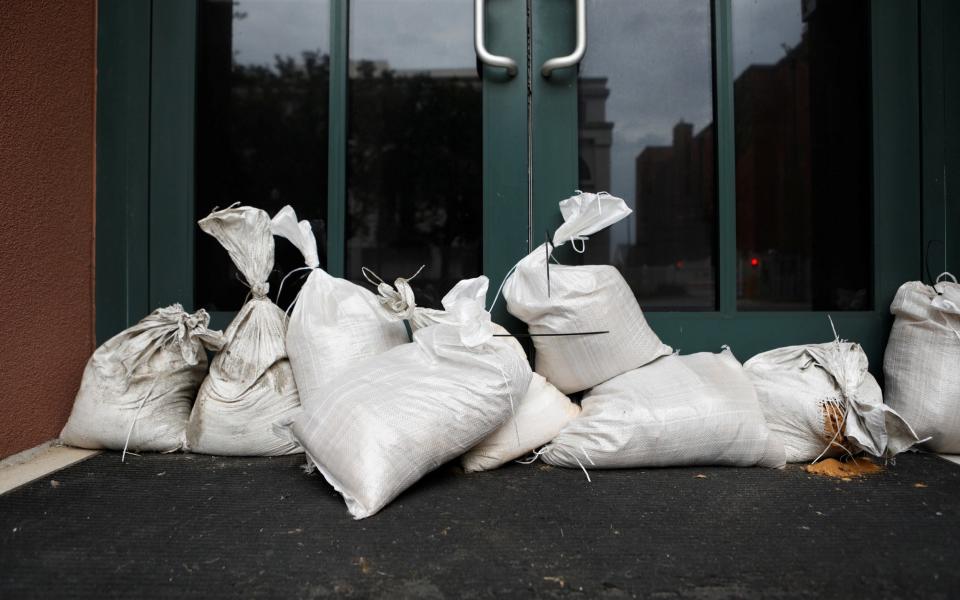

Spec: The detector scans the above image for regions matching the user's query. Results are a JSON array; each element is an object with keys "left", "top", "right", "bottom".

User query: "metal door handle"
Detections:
[
  {"left": 474, "top": 0, "right": 518, "bottom": 77},
  {"left": 541, "top": 0, "right": 586, "bottom": 78}
]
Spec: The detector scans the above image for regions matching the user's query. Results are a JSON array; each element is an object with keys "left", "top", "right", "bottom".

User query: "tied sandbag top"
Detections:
[
  {"left": 114, "top": 304, "right": 225, "bottom": 378},
  {"left": 372, "top": 273, "right": 527, "bottom": 358},
  {"left": 198, "top": 205, "right": 275, "bottom": 299},
  {"left": 553, "top": 190, "right": 633, "bottom": 247},
  {"left": 890, "top": 275, "right": 960, "bottom": 324}
]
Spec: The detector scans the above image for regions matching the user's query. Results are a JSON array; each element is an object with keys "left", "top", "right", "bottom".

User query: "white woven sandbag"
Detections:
[
  {"left": 884, "top": 276, "right": 960, "bottom": 453},
  {"left": 271, "top": 205, "right": 408, "bottom": 412},
  {"left": 291, "top": 276, "right": 532, "bottom": 519},
  {"left": 502, "top": 191, "right": 671, "bottom": 394},
  {"left": 542, "top": 349, "right": 785, "bottom": 470},
  {"left": 462, "top": 373, "right": 580, "bottom": 473},
  {"left": 746, "top": 340, "right": 921, "bottom": 462},
  {"left": 372, "top": 273, "right": 580, "bottom": 472},
  {"left": 60, "top": 304, "right": 224, "bottom": 454},
  {"left": 185, "top": 205, "right": 301, "bottom": 456}
]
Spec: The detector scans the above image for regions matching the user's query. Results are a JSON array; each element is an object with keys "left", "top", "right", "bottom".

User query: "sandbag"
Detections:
[
  {"left": 60, "top": 304, "right": 224, "bottom": 453},
  {"left": 185, "top": 205, "right": 301, "bottom": 456},
  {"left": 884, "top": 276, "right": 960, "bottom": 453},
  {"left": 271, "top": 205, "right": 409, "bottom": 412},
  {"left": 542, "top": 349, "right": 785, "bottom": 470},
  {"left": 291, "top": 276, "right": 532, "bottom": 519},
  {"left": 502, "top": 191, "right": 671, "bottom": 394},
  {"left": 373, "top": 273, "right": 580, "bottom": 472},
  {"left": 746, "top": 340, "right": 921, "bottom": 462},
  {"left": 462, "top": 373, "right": 580, "bottom": 473}
]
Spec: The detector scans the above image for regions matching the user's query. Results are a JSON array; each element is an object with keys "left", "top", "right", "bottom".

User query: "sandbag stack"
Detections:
[
  {"left": 501, "top": 192, "right": 778, "bottom": 470},
  {"left": 291, "top": 277, "right": 532, "bottom": 519},
  {"left": 61, "top": 304, "right": 224, "bottom": 454},
  {"left": 185, "top": 205, "right": 302, "bottom": 456},
  {"left": 884, "top": 275, "right": 960, "bottom": 453}
]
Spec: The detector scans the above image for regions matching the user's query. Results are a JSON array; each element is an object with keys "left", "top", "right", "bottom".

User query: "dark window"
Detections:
[
  {"left": 345, "top": 0, "right": 482, "bottom": 308},
  {"left": 733, "top": 0, "right": 873, "bottom": 310},
  {"left": 194, "top": 0, "right": 330, "bottom": 311}
]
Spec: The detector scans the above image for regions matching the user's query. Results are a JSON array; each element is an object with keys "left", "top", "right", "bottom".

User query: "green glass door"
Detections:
[
  {"left": 531, "top": 0, "right": 921, "bottom": 369},
  {"left": 145, "top": 0, "right": 528, "bottom": 329},
  {"left": 98, "top": 0, "right": 931, "bottom": 371}
]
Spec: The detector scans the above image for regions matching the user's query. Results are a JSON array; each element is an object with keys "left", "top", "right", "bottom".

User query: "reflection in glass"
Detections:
[
  {"left": 576, "top": 0, "right": 717, "bottom": 310},
  {"left": 733, "top": 0, "right": 872, "bottom": 310},
  {"left": 346, "top": 0, "right": 482, "bottom": 309},
  {"left": 195, "top": 0, "right": 329, "bottom": 311}
]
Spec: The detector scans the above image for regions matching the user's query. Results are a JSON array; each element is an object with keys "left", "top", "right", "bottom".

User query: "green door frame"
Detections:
[
  {"left": 96, "top": 0, "right": 952, "bottom": 363},
  {"left": 531, "top": 0, "right": 923, "bottom": 371}
]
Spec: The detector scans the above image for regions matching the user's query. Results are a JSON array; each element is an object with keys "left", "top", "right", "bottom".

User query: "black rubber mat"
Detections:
[{"left": 2, "top": 451, "right": 959, "bottom": 598}]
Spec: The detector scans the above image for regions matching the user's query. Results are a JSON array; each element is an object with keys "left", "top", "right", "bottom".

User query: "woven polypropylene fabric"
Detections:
[{"left": 2, "top": 452, "right": 959, "bottom": 598}]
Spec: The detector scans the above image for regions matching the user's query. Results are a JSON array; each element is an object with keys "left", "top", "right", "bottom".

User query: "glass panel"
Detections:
[
  {"left": 576, "top": 0, "right": 717, "bottom": 310},
  {"left": 733, "top": 0, "right": 872, "bottom": 310},
  {"left": 346, "top": 0, "right": 482, "bottom": 309},
  {"left": 195, "top": 0, "right": 329, "bottom": 311}
]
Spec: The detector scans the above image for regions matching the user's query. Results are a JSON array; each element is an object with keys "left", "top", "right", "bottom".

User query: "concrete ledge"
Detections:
[{"left": 0, "top": 441, "right": 99, "bottom": 495}]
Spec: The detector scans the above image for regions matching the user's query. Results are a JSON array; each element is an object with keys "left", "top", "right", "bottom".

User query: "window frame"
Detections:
[{"left": 96, "top": 0, "right": 935, "bottom": 374}]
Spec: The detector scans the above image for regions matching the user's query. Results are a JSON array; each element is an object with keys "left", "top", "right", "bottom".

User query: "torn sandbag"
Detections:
[
  {"left": 60, "top": 304, "right": 224, "bottom": 454},
  {"left": 884, "top": 275, "right": 960, "bottom": 453},
  {"left": 185, "top": 205, "right": 302, "bottom": 456},
  {"left": 501, "top": 191, "right": 671, "bottom": 394},
  {"left": 541, "top": 349, "right": 785, "bottom": 472},
  {"left": 291, "top": 276, "right": 532, "bottom": 519},
  {"left": 745, "top": 338, "right": 922, "bottom": 463},
  {"left": 271, "top": 205, "right": 408, "bottom": 412},
  {"left": 372, "top": 272, "right": 580, "bottom": 473}
]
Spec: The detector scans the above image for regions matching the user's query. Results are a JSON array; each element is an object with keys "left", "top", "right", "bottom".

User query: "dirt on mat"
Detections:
[{"left": 806, "top": 457, "right": 884, "bottom": 479}]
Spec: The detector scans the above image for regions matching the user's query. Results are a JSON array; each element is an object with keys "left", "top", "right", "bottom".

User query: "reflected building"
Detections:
[
  {"left": 578, "top": 77, "right": 612, "bottom": 193},
  {"left": 576, "top": 77, "right": 616, "bottom": 268},
  {"left": 733, "top": 0, "right": 871, "bottom": 310},
  {"left": 632, "top": 121, "right": 716, "bottom": 303}
]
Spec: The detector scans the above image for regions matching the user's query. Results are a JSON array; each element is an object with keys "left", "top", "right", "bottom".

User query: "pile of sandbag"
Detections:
[
  {"left": 60, "top": 304, "right": 224, "bottom": 455},
  {"left": 271, "top": 205, "right": 409, "bottom": 412},
  {"left": 291, "top": 276, "right": 532, "bottom": 518},
  {"left": 371, "top": 270, "right": 580, "bottom": 473},
  {"left": 500, "top": 191, "right": 779, "bottom": 471},
  {"left": 884, "top": 275, "right": 960, "bottom": 453},
  {"left": 185, "top": 205, "right": 302, "bottom": 456},
  {"left": 59, "top": 190, "right": 947, "bottom": 519},
  {"left": 745, "top": 338, "right": 921, "bottom": 463}
]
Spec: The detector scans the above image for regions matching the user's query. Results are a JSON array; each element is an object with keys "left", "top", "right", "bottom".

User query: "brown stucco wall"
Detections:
[{"left": 0, "top": 1, "right": 97, "bottom": 459}]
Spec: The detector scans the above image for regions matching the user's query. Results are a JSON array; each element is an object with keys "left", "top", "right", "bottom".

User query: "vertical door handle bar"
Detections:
[
  {"left": 474, "top": 0, "right": 518, "bottom": 77},
  {"left": 541, "top": 0, "right": 586, "bottom": 77}
]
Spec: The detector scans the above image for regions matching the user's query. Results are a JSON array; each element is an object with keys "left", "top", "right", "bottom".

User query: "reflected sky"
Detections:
[
  {"left": 732, "top": 0, "right": 805, "bottom": 75},
  {"left": 231, "top": 0, "right": 475, "bottom": 70},
  {"left": 581, "top": 0, "right": 712, "bottom": 235}
]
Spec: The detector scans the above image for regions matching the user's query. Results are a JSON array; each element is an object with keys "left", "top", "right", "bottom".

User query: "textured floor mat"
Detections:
[{"left": 2, "top": 451, "right": 958, "bottom": 598}]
